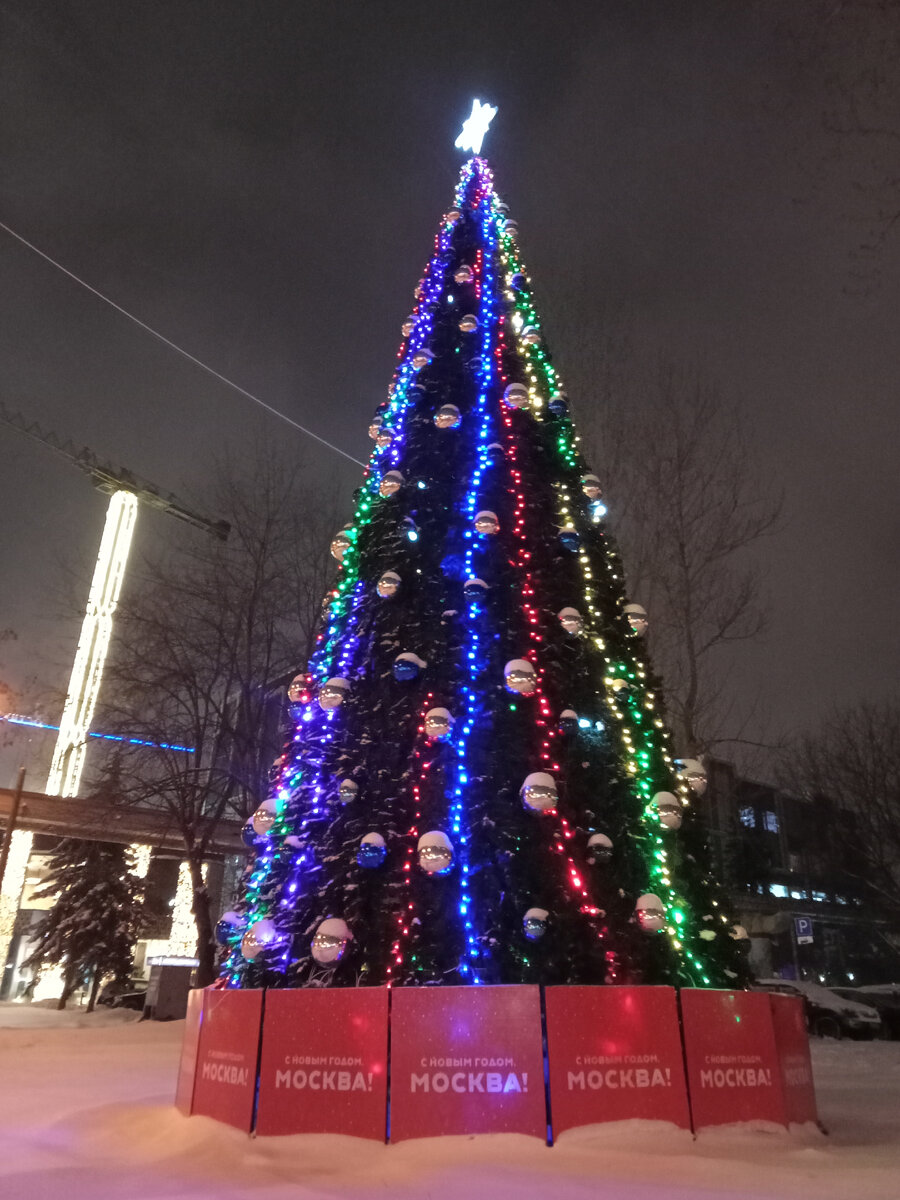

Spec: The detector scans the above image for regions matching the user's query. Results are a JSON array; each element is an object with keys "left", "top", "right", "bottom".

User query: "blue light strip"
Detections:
[
  {"left": 0, "top": 713, "right": 193, "bottom": 754},
  {"left": 449, "top": 158, "right": 499, "bottom": 982}
]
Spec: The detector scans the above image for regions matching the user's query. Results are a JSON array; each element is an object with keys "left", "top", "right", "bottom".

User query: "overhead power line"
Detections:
[{"left": 0, "top": 218, "right": 366, "bottom": 468}]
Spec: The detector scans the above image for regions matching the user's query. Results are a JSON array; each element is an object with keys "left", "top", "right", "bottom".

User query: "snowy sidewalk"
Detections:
[{"left": 1, "top": 1003, "right": 898, "bottom": 1200}]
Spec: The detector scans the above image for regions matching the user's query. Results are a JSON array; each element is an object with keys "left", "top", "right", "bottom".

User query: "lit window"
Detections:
[
  {"left": 763, "top": 811, "right": 779, "bottom": 833},
  {"left": 790, "top": 889, "right": 806, "bottom": 900},
  {"left": 770, "top": 884, "right": 788, "bottom": 898},
  {"left": 812, "top": 891, "right": 827, "bottom": 903},
  {"left": 739, "top": 806, "right": 756, "bottom": 828},
  {"left": 835, "top": 895, "right": 848, "bottom": 905}
]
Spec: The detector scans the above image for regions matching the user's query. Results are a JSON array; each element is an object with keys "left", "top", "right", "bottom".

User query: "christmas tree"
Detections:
[{"left": 218, "top": 115, "right": 746, "bottom": 992}]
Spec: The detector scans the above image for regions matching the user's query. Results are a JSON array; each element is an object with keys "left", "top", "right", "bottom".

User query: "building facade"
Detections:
[{"left": 701, "top": 759, "right": 900, "bottom": 985}]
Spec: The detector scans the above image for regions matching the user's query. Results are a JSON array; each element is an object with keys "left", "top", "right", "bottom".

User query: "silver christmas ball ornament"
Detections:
[
  {"left": 411, "top": 347, "right": 433, "bottom": 370},
  {"left": 434, "top": 403, "right": 461, "bottom": 429},
  {"left": 424, "top": 707, "right": 453, "bottom": 741},
  {"left": 311, "top": 917, "right": 352, "bottom": 965},
  {"left": 678, "top": 758, "right": 708, "bottom": 796},
  {"left": 287, "top": 672, "right": 313, "bottom": 704},
  {"left": 376, "top": 570, "right": 401, "bottom": 598},
  {"left": 474, "top": 510, "right": 499, "bottom": 535},
  {"left": 318, "top": 677, "right": 350, "bottom": 711},
  {"left": 624, "top": 603, "right": 649, "bottom": 636},
  {"left": 393, "top": 651, "right": 426, "bottom": 682},
  {"left": 587, "top": 832, "right": 614, "bottom": 865},
  {"left": 379, "top": 470, "right": 404, "bottom": 497},
  {"left": 417, "top": 830, "right": 454, "bottom": 875},
  {"left": 241, "top": 918, "right": 282, "bottom": 960},
  {"left": 503, "top": 382, "right": 529, "bottom": 409},
  {"left": 521, "top": 771, "right": 558, "bottom": 813},
  {"left": 652, "top": 792, "right": 683, "bottom": 830},
  {"left": 459, "top": 314, "right": 479, "bottom": 333},
  {"left": 357, "top": 832, "right": 386, "bottom": 869},
  {"left": 523, "top": 907, "right": 549, "bottom": 941},
  {"left": 375, "top": 429, "right": 393, "bottom": 450},
  {"left": 581, "top": 474, "right": 602, "bottom": 499},
  {"left": 330, "top": 530, "right": 353, "bottom": 561},
  {"left": 251, "top": 799, "right": 278, "bottom": 837},
  {"left": 445, "top": 207, "right": 462, "bottom": 224},
  {"left": 521, "top": 325, "right": 541, "bottom": 346},
  {"left": 454, "top": 264, "right": 474, "bottom": 285},
  {"left": 559, "top": 708, "right": 578, "bottom": 733},
  {"left": 503, "top": 218, "right": 519, "bottom": 237},
  {"left": 557, "top": 607, "right": 583, "bottom": 635},
  {"left": 215, "top": 911, "right": 243, "bottom": 945},
  {"left": 337, "top": 779, "right": 359, "bottom": 805},
  {"left": 635, "top": 894, "right": 666, "bottom": 934},
  {"left": 504, "top": 658, "right": 537, "bottom": 696},
  {"left": 368, "top": 416, "right": 384, "bottom": 440},
  {"left": 401, "top": 316, "right": 415, "bottom": 337}
]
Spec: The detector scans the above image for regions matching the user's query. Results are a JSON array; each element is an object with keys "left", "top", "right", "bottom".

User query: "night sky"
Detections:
[{"left": 1, "top": 1, "right": 898, "bottom": 780}]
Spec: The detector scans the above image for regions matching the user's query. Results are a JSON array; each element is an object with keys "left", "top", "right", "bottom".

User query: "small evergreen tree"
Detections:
[{"left": 25, "top": 839, "right": 143, "bottom": 1010}]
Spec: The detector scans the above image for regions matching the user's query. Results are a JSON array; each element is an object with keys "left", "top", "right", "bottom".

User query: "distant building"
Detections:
[{"left": 701, "top": 759, "right": 900, "bottom": 985}]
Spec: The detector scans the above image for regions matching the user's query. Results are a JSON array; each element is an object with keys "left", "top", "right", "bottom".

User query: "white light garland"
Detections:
[
  {"left": 130, "top": 844, "right": 151, "bottom": 879},
  {"left": 165, "top": 861, "right": 207, "bottom": 958}
]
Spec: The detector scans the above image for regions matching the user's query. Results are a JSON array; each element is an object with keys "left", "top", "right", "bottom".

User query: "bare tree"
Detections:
[
  {"left": 790, "top": 698, "right": 900, "bottom": 916},
  {"left": 97, "top": 450, "right": 339, "bottom": 984},
  {"left": 571, "top": 351, "right": 781, "bottom": 759}
]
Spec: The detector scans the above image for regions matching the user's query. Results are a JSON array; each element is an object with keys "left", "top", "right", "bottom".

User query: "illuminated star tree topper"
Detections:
[{"left": 455, "top": 98, "right": 498, "bottom": 156}]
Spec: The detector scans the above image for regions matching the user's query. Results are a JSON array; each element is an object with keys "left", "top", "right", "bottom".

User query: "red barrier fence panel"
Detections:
[
  {"left": 545, "top": 986, "right": 691, "bottom": 1134},
  {"left": 389, "top": 985, "right": 546, "bottom": 1141},
  {"left": 255, "top": 987, "right": 389, "bottom": 1139},
  {"left": 191, "top": 987, "right": 263, "bottom": 1132},
  {"left": 681, "top": 988, "right": 787, "bottom": 1130},
  {"left": 174, "top": 986, "right": 204, "bottom": 1116},
  {"left": 768, "top": 992, "right": 818, "bottom": 1126}
]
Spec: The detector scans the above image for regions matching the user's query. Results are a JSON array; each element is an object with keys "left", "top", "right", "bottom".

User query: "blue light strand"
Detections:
[
  {"left": 0, "top": 713, "right": 193, "bottom": 754},
  {"left": 448, "top": 158, "right": 500, "bottom": 983}
]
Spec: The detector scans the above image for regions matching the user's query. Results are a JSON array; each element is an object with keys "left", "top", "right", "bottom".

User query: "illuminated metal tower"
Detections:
[
  {"left": 0, "top": 402, "right": 228, "bottom": 977},
  {"left": 47, "top": 488, "right": 139, "bottom": 795}
]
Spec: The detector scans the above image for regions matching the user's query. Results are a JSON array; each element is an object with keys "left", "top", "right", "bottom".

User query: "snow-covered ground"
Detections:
[{"left": 1, "top": 1002, "right": 898, "bottom": 1200}]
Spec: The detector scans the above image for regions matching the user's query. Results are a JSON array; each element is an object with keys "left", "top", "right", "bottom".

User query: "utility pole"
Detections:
[{"left": 0, "top": 401, "right": 229, "bottom": 980}]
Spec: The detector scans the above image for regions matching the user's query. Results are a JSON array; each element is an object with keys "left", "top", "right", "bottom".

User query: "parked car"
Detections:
[
  {"left": 831, "top": 986, "right": 900, "bottom": 1040},
  {"left": 754, "top": 978, "right": 882, "bottom": 1040},
  {"left": 97, "top": 978, "right": 148, "bottom": 1011}
]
